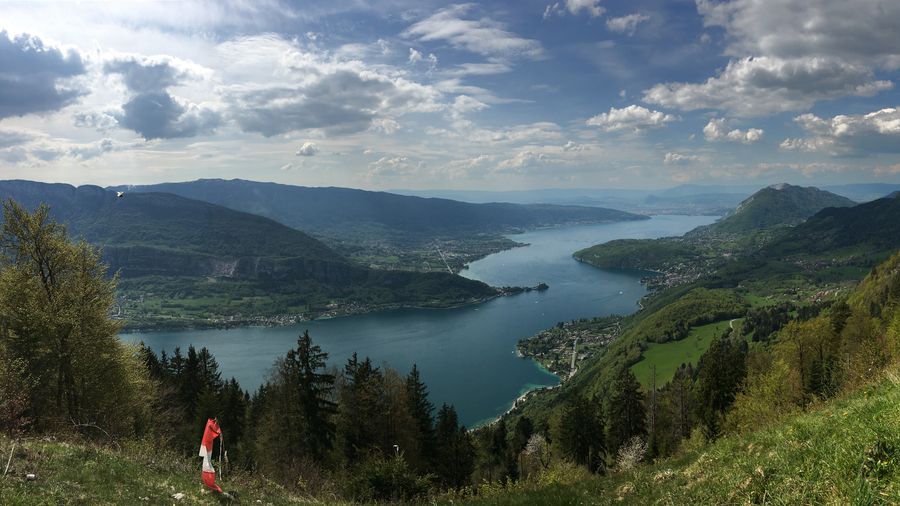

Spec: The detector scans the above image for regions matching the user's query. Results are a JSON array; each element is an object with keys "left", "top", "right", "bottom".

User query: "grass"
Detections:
[
  {"left": 452, "top": 366, "right": 900, "bottom": 505},
  {"left": 0, "top": 438, "right": 316, "bottom": 505},
  {"left": 630, "top": 320, "right": 733, "bottom": 389}
]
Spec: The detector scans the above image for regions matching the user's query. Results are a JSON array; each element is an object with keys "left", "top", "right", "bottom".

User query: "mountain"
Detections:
[
  {"left": 822, "top": 183, "right": 900, "bottom": 202},
  {"left": 0, "top": 180, "right": 497, "bottom": 327},
  {"left": 701, "top": 183, "right": 855, "bottom": 234},
  {"left": 761, "top": 191, "right": 900, "bottom": 259},
  {"left": 110, "top": 179, "right": 647, "bottom": 243}
]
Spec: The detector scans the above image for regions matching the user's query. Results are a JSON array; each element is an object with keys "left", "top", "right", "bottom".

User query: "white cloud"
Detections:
[
  {"left": 586, "top": 105, "right": 677, "bottom": 132},
  {"left": 408, "top": 47, "right": 423, "bottom": 64},
  {"left": 703, "top": 118, "right": 763, "bottom": 144},
  {"left": 441, "top": 62, "right": 512, "bottom": 77},
  {"left": 497, "top": 150, "right": 549, "bottom": 171},
  {"left": 368, "top": 156, "right": 423, "bottom": 177},
  {"left": 781, "top": 107, "right": 900, "bottom": 155},
  {"left": 450, "top": 95, "right": 489, "bottom": 118},
  {"left": 544, "top": 0, "right": 605, "bottom": 19},
  {"left": 369, "top": 118, "right": 401, "bottom": 135},
  {"left": 645, "top": 0, "right": 900, "bottom": 117},
  {"left": 403, "top": 4, "right": 544, "bottom": 60},
  {"left": 663, "top": 152, "right": 702, "bottom": 165},
  {"left": 562, "top": 140, "right": 585, "bottom": 151},
  {"left": 295, "top": 142, "right": 319, "bottom": 156},
  {"left": 644, "top": 56, "right": 892, "bottom": 116},
  {"left": 606, "top": 13, "right": 649, "bottom": 36}
]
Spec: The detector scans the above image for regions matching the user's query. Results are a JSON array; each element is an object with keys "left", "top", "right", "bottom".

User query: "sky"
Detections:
[{"left": 1, "top": 0, "right": 900, "bottom": 191}]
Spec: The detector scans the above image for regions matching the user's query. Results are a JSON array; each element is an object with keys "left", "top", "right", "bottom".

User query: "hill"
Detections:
[
  {"left": 0, "top": 180, "right": 497, "bottom": 328},
  {"left": 457, "top": 365, "right": 900, "bottom": 505},
  {"left": 573, "top": 184, "right": 859, "bottom": 288},
  {"left": 701, "top": 183, "right": 855, "bottom": 235}
]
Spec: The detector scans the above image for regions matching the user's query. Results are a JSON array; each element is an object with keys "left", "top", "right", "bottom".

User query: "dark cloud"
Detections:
[
  {"left": 104, "top": 56, "right": 219, "bottom": 139},
  {"left": 0, "top": 31, "right": 87, "bottom": 119},
  {"left": 104, "top": 58, "right": 186, "bottom": 93},
  {"left": 117, "top": 92, "right": 220, "bottom": 140},
  {"left": 229, "top": 70, "right": 391, "bottom": 136}
]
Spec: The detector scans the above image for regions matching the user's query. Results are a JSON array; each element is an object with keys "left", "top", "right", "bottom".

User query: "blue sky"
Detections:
[{"left": 1, "top": 0, "right": 899, "bottom": 190}]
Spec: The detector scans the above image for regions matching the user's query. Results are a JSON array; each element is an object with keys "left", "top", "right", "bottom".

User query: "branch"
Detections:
[{"left": 70, "top": 418, "right": 120, "bottom": 450}]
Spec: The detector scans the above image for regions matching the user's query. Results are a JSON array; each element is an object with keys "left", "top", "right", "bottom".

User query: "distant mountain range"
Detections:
[
  {"left": 109, "top": 179, "right": 647, "bottom": 246},
  {"left": 394, "top": 183, "right": 900, "bottom": 215}
]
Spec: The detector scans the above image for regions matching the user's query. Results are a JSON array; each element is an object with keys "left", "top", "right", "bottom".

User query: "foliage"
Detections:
[{"left": 0, "top": 200, "right": 153, "bottom": 437}]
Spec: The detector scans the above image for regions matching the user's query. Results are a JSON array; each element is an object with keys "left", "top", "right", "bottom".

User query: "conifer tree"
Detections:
[
  {"left": 555, "top": 394, "right": 605, "bottom": 472},
  {"left": 606, "top": 368, "right": 646, "bottom": 455}
]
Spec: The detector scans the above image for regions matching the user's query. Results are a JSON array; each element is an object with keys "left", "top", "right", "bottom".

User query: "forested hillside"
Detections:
[{"left": 0, "top": 185, "right": 498, "bottom": 328}]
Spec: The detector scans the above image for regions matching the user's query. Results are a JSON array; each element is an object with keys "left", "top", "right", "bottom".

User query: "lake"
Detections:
[{"left": 124, "top": 214, "right": 715, "bottom": 426}]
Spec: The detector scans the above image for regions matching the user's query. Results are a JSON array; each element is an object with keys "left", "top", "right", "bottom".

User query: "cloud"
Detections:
[
  {"left": 0, "top": 30, "right": 87, "bottom": 119},
  {"left": 544, "top": 0, "right": 605, "bottom": 19},
  {"left": 295, "top": 142, "right": 319, "bottom": 156},
  {"left": 450, "top": 95, "right": 489, "bottom": 118},
  {"left": 370, "top": 118, "right": 401, "bottom": 135},
  {"left": 103, "top": 57, "right": 194, "bottom": 94},
  {"left": 496, "top": 150, "right": 550, "bottom": 171},
  {"left": 116, "top": 92, "right": 221, "bottom": 140},
  {"left": 105, "top": 55, "right": 220, "bottom": 139},
  {"left": 695, "top": 0, "right": 900, "bottom": 67},
  {"left": 403, "top": 4, "right": 544, "bottom": 60},
  {"left": 664, "top": 152, "right": 703, "bottom": 165},
  {"left": 605, "top": 13, "right": 649, "bottom": 35},
  {"left": 562, "top": 140, "right": 585, "bottom": 151},
  {"left": 780, "top": 107, "right": 900, "bottom": 155},
  {"left": 1, "top": 136, "right": 137, "bottom": 164},
  {"left": 368, "top": 156, "right": 423, "bottom": 177},
  {"left": 644, "top": 56, "right": 892, "bottom": 116},
  {"left": 441, "top": 62, "right": 512, "bottom": 77},
  {"left": 0, "top": 130, "right": 33, "bottom": 149},
  {"left": 645, "top": 0, "right": 900, "bottom": 117},
  {"left": 586, "top": 105, "right": 677, "bottom": 132},
  {"left": 703, "top": 118, "right": 763, "bottom": 144},
  {"left": 73, "top": 111, "right": 119, "bottom": 132},
  {"left": 220, "top": 35, "right": 441, "bottom": 137}
]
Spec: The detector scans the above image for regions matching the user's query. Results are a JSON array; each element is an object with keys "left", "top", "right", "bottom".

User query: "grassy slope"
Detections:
[
  {"left": 0, "top": 438, "right": 316, "bottom": 505},
  {"left": 629, "top": 320, "right": 733, "bottom": 388},
  {"left": 457, "top": 367, "right": 900, "bottom": 505}
]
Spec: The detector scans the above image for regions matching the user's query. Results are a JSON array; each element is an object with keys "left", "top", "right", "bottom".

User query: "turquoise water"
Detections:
[{"left": 124, "top": 215, "right": 715, "bottom": 426}]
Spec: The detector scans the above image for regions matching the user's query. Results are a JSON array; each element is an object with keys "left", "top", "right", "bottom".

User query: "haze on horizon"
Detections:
[{"left": 1, "top": 0, "right": 900, "bottom": 191}]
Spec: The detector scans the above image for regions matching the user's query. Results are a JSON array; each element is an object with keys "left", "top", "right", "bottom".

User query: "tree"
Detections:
[
  {"left": 554, "top": 394, "right": 605, "bottom": 472},
  {"left": 0, "top": 200, "right": 151, "bottom": 436},
  {"left": 336, "top": 353, "right": 387, "bottom": 465},
  {"left": 606, "top": 368, "right": 646, "bottom": 455},
  {"left": 694, "top": 335, "right": 748, "bottom": 438},
  {"left": 405, "top": 364, "right": 436, "bottom": 473},
  {"left": 434, "top": 404, "right": 475, "bottom": 489}
]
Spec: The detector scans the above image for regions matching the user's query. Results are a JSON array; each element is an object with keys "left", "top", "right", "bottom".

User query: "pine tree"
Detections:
[
  {"left": 555, "top": 394, "right": 605, "bottom": 472},
  {"left": 607, "top": 367, "right": 646, "bottom": 455},
  {"left": 405, "top": 364, "right": 436, "bottom": 473},
  {"left": 434, "top": 404, "right": 474, "bottom": 489},
  {"left": 694, "top": 336, "right": 748, "bottom": 437}
]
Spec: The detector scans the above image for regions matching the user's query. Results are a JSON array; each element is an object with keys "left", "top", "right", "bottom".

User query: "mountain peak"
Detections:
[{"left": 705, "top": 184, "right": 855, "bottom": 233}]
